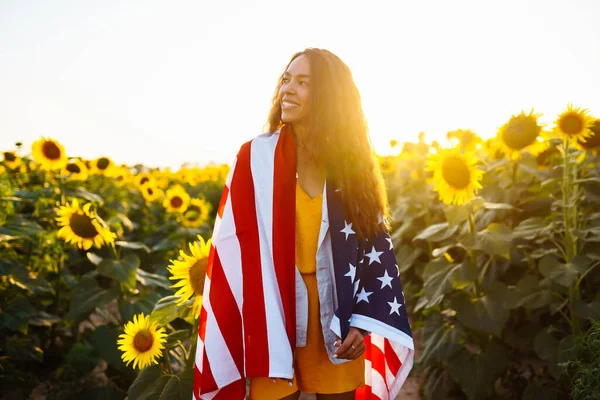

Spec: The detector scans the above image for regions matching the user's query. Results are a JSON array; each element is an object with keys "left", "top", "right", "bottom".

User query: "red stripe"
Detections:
[
  {"left": 212, "top": 379, "right": 246, "bottom": 400},
  {"left": 209, "top": 251, "right": 244, "bottom": 375},
  {"left": 199, "top": 307, "right": 208, "bottom": 341},
  {"left": 217, "top": 185, "right": 229, "bottom": 219},
  {"left": 230, "top": 140, "right": 269, "bottom": 377},
  {"left": 384, "top": 338, "right": 402, "bottom": 377},
  {"left": 369, "top": 340, "right": 387, "bottom": 386},
  {"left": 272, "top": 125, "right": 297, "bottom": 349},
  {"left": 201, "top": 350, "right": 217, "bottom": 393}
]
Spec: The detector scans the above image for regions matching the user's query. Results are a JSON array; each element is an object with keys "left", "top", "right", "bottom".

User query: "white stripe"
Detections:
[
  {"left": 349, "top": 313, "right": 415, "bottom": 350},
  {"left": 213, "top": 192, "right": 243, "bottom": 312},
  {"left": 250, "top": 133, "right": 294, "bottom": 378},
  {"left": 201, "top": 275, "right": 242, "bottom": 387},
  {"left": 387, "top": 345, "right": 415, "bottom": 400},
  {"left": 367, "top": 359, "right": 389, "bottom": 400}
]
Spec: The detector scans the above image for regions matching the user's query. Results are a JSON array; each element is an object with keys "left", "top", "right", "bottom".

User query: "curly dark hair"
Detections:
[{"left": 265, "top": 48, "right": 389, "bottom": 240}]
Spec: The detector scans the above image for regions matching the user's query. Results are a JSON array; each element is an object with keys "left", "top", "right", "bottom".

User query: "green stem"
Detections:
[
  {"left": 467, "top": 213, "right": 481, "bottom": 296},
  {"left": 561, "top": 139, "right": 574, "bottom": 262},
  {"left": 177, "top": 342, "right": 189, "bottom": 360},
  {"left": 163, "top": 349, "right": 173, "bottom": 375},
  {"left": 478, "top": 256, "right": 493, "bottom": 286}
]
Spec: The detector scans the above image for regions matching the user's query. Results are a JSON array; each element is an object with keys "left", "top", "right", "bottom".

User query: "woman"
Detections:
[{"left": 193, "top": 48, "right": 414, "bottom": 400}]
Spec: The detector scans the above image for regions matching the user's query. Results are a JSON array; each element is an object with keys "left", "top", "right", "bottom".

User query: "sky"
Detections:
[{"left": 1, "top": 0, "right": 599, "bottom": 170}]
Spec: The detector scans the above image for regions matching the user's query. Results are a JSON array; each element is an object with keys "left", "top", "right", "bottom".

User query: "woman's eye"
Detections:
[
  {"left": 300, "top": 80, "right": 309, "bottom": 86},
  {"left": 282, "top": 77, "right": 289, "bottom": 83}
]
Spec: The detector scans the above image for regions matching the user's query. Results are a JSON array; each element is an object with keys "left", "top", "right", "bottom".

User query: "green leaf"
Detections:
[
  {"left": 450, "top": 261, "right": 478, "bottom": 290},
  {"left": 68, "top": 277, "right": 120, "bottom": 319},
  {"left": 87, "top": 252, "right": 103, "bottom": 266},
  {"left": 151, "top": 295, "right": 193, "bottom": 326},
  {"left": 9, "top": 270, "right": 54, "bottom": 294},
  {"left": 482, "top": 202, "right": 519, "bottom": 211},
  {"left": 394, "top": 244, "right": 422, "bottom": 273},
  {"left": 115, "top": 241, "right": 151, "bottom": 253},
  {"left": 572, "top": 298, "right": 600, "bottom": 320},
  {"left": 0, "top": 295, "right": 36, "bottom": 334},
  {"left": 29, "top": 311, "right": 61, "bottom": 327},
  {"left": 97, "top": 253, "right": 140, "bottom": 291},
  {"left": 464, "top": 222, "right": 512, "bottom": 259},
  {"left": 66, "top": 343, "right": 100, "bottom": 378},
  {"left": 418, "top": 321, "right": 463, "bottom": 365},
  {"left": 452, "top": 291, "right": 509, "bottom": 337},
  {"left": 72, "top": 187, "right": 104, "bottom": 204},
  {"left": 413, "top": 222, "right": 457, "bottom": 242},
  {"left": 423, "top": 367, "right": 455, "bottom": 400},
  {"left": 91, "top": 325, "right": 126, "bottom": 370},
  {"left": 165, "top": 330, "right": 191, "bottom": 349},
  {"left": 513, "top": 217, "right": 550, "bottom": 240},
  {"left": 514, "top": 275, "right": 552, "bottom": 309},
  {"left": 0, "top": 215, "right": 44, "bottom": 239},
  {"left": 137, "top": 269, "right": 172, "bottom": 289},
  {"left": 447, "top": 340, "right": 508, "bottom": 400},
  {"left": 539, "top": 255, "right": 588, "bottom": 287},
  {"left": 128, "top": 365, "right": 163, "bottom": 400},
  {"left": 422, "top": 259, "right": 454, "bottom": 307},
  {"left": 444, "top": 198, "right": 485, "bottom": 226}
]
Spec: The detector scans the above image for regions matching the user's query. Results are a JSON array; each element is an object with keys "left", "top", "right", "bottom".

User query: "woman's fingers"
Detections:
[{"left": 334, "top": 328, "right": 364, "bottom": 360}]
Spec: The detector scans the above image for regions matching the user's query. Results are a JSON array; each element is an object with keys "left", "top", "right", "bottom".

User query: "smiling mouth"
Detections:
[{"left": 282, "top": 101, "right": 299, "bottom": 108}]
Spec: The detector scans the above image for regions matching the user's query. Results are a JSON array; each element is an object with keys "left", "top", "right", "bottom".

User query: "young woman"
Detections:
[{"left": 193, "top": 48, "right": 414, "bottom": 400}]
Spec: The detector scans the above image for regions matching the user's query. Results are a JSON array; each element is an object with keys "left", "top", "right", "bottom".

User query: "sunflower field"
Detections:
[{"left": 1, "top": 105, "right": 600, "bottom": 400}]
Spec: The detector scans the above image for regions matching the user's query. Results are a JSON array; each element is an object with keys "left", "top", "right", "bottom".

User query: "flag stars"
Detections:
[
  {"left": 377, "top": 270, "right": 394, "bottom": 289},
  {"left": 365, "top": 246, "right": 384, "bottom": 265},
  {"left": 340, "top": 221, "right": 355, "bottom": 240},
  {"left": 345, "top": 263, "right": 356, "bottom": 283},
  {"left": 388, "top": 297, "right": 403, "bottom": 315},
  {"left": 385, "top": 237, "right": 393, "bottom": 251},
  {"left": 356, "top": 287, "right": 373, "bottom": 304}
]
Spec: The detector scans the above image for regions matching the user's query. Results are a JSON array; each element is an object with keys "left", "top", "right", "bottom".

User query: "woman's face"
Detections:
[{"left": 279, "top": 54, "right": 311, "bottom": 126}]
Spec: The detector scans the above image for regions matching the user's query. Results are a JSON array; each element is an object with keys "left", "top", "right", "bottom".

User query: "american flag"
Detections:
[{"left": 193, "top": 126, "right": 414, "bottom": 400}]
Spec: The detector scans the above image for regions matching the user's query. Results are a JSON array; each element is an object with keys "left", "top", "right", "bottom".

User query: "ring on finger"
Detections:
[{"left": 351, "top": 345, "right": 356, "bottom": 350}]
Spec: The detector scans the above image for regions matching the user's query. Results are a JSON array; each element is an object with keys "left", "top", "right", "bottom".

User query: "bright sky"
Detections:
[{"left": 1, "top": 0, "right": 599, "bottom": 170}]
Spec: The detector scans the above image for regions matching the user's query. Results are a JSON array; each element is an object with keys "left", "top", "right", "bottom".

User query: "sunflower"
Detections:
[
  {"left": 141, "top": 185, "right": 164, "bottom": 203},
  {"left": 181, "top": 198, "right": 212, "bottom": 228},
  {"left": 496, "top": 110, "right": 545, "bottom": 159},
  {"left": 167, "top": 235, "right": 211, "bottom": 318},
  {"left": 89, "top": 156, "right": 117, "bottom": 176},
  {"left": 134, "top": 172, "right": 157, "bottom": 189},
  {"left": 112, "top": 166, "right": 134, "bottom": 186},
  {"left": 426, "top": 147, "right": 483, "bottom": 205},
  {"left": 2, "top": 151, "right": 21, "bottom": 170},
  {"left": 117, "top": 313, "right": 167, "bottom": 370},
  {"left": 56, "top": 198, "right": 117, "bottom": 250},
  {"left": 446, "top": 129, "right": 482, "bottom": 151},
  {"left": 31, "top": 137, "right": 68, "bottom": 170},
  {"left": 577, "top": 119, "right": 600, "bottom": 151},
  {"left": 61, "top": 158, "right": 89, "bottom": 181},
  {"left": 536, "top": 143, "right": 561, "bottom": 170},
  {"left": 551, "top": 104, "right": 595, "bottom": 144},
  {"left": 163, "top": 185, "right": 190, "bottom": 213}
]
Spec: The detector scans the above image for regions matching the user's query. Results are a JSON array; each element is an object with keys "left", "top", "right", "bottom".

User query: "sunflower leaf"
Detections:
[
  {"left": 68, "top": 277, "right": 119, "bottom": 319},
  {"left": 97, "top": 253, "right": 139, "bottom": 291},
  {"left": 413, "top": 222, "right": 457, "bottom": 242},
  {"left": 72, "top": 187, "right": 104, "bottom": 204},
  {"left": 115, "top": 241, "right": 151, "bottom": 253},
  {"left": 164, "top": 330, "right": 191, "bottom": 349},
  {"left": 137, "top": 269, "right": 171, "bottom": 289},
  {"left": 151, "top": 295, "right": 193, "bottom": 326}
]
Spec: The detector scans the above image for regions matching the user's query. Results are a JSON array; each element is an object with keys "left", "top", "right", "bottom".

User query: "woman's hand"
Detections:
[{"left": 333, "top": 327, "right": 366, "bottom": 360}]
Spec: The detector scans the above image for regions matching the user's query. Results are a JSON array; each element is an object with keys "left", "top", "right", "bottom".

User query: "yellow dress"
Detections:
[{"left": 249, "top": 181, "right": 364, "bottom": 399}]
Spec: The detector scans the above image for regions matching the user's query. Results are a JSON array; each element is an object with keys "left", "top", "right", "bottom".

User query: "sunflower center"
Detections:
[
  {"left": 4, "top": 152, "right": 16, "bottom": 162},
  {"left": 42, "top": 141, "right": 61, "bottom": 160},
  {"left": 69, "top": 213, "right": 99, "bottom": 239},
  {"left": 184, "top": 205, "right": 201, "bottom": 221},
  {"left": 140, "top": 177, "right": 150, "bottom": 185},
  {"left": 189, "top": 258, "right": 208, "bottom": 295},
  {"left": 559, "top": 114, "right": 584, "bottom": 136},
  {"left": 441, "top": 155, "right": 471, "bottom": 190},
  {"left": 66, "top": 163, "right": 81, "bottom": 173},
  {"left": 133, "top": 330, "right": 154, "bottom": 352},
  {"left": 502, "top": 117, "right": 539, "bottom": 150},
  {"left": 147, "top": 187, "right": 155, "bottom": 196},
  {"left": 170, "top": 196, "right": 183, "bottom": 208},
  {"left": 97, "top": 158, "right": 110, "bottom": 170}
]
